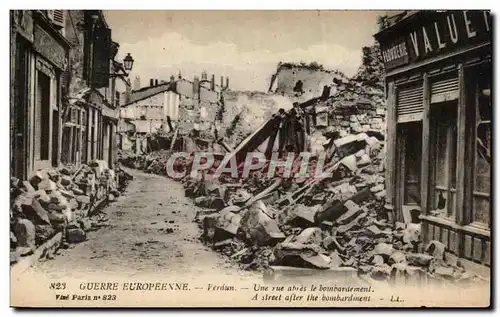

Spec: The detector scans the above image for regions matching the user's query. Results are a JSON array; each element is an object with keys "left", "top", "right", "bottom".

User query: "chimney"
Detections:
[
  {"left": 155, "top": 79, "right": 159, "bottom": 86},
  {"left": 201, "top": 70, "right": 207, "bottom": 81},
  {"left": 225, "top": 77, "right": 229, "bottom": 89},
  {"left": 220, "top": 76, "right": 224, "bottom": 88},
  {"left": 193, "top": 76, "right": 200, "bottom": 95},
  {"left": 169, "top": 75, "right": 176, "bottom": 90},
  {"left": 211, "top": 74, "right": 215, "bottom": 90},
  {"left": 150, "top": 78, "right": 154, "bottom": 87}
]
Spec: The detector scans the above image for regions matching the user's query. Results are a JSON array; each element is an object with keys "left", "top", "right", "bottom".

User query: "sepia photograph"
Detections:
[{"left": 9, "top": 8, "right": 491, "bottom": 308}]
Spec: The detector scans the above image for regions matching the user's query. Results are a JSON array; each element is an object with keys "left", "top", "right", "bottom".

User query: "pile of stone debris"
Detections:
[
  {"left": 119, "top": 130, "right": 476, "bottom": 286},
  {"left": 190, "top": 133, "right": 475, "bottom": 285},
  {"left": 10, "top": 161, "right": 132, "bottom": 265}
]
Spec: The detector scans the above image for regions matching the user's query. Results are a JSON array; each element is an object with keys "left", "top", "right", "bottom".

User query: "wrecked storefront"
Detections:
[{"left": 375, "top": 10, "right": 491, "bottom": 276}]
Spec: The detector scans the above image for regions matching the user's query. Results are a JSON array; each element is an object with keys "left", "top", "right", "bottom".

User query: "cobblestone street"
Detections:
[{"left": 26, "top": 167, "right": 258, "bottom": 281}]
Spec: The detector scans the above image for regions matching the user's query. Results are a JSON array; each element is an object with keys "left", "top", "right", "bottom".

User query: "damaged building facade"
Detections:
[
  {"left": 120, "top": 72, "right": 229, "bottom": 153},
  {"left": 375, "top": 10, "right": 491, "bottom": 275},
  {"left": 10, "top": 10, "right": 132, "bottom": 179}
]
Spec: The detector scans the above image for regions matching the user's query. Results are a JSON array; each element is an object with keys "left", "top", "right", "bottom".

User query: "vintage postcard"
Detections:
[{"left": 10, "top": 9, "right": 491, "bottom": 307}]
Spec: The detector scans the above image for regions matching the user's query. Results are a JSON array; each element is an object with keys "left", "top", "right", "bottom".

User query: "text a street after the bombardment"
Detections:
[{"left": 10, "top": 9, "right": 491, "bottom": 308}]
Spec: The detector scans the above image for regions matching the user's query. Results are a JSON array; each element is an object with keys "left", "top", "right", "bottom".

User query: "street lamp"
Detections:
[
  {"left": 123, "top": 53, "right": 134, "bottom": 72},
  {"left": 109, "top": 53, "right": 134, "bottom": 78}
]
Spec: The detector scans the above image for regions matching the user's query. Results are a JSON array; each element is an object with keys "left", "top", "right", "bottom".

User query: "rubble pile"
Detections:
[
  {"left": 10, "top": 161, "right": 132, "bottom": 265},
  {"left": 181, "top": 134, "right": 474, "bottom": 285}
]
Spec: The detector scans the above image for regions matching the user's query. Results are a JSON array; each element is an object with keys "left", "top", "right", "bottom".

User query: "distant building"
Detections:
[
  {"left": 120, "top": 72, "right": 229, "bottom": 152},
  {"left": 268, "top": 62, "right": 347, "bottom": 104},
  {"left": 133, "top": 76, "right": 141, "bottom": 91}
]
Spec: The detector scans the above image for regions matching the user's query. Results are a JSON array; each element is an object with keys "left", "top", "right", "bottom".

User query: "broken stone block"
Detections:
[
  {"left": 366, "top": 225, "right": 389, "bottom": 238},
  {"left": 59, "top": 167, "right": 72, "bottom": 176},
  {"left": 72, "top": 187, "right": 84, "bottom": 196},
  {"left": 108, "top": 193, "right": 116, "bottom": 202},
  {"left": 48, "top": 209, "right": 66, "bottom": 225},
  {"left": 356, "top": 154, "right": 372, "bottom": 167},
  {"left": 194, "top": 196, "right": 210, "bottom": 207},
  {"left": 370, "top": 184, "right": 385, "bottom": 193},
  {"left": 275, "top": 242, "right": 330, "bottom": 269},
  {"left": 60, "top": 175, "right": 72, "bottom": 186},
  {"left": 203, "top": 213, "right": 221, "bottom": 241},
  {"left": 371, "top": 254, "right": 385, "bottom": 266},
  {"left": 340, "top": 154, "right": 357, "bottom": 172},
  {"left": 29, "top": 170, "right": 44, "bottom": 188},
  {"left": 294, "top": 227, "right": 323, "bottom": 245},
  {"left": 13, "top": 219, "right": 36, "bottom": 250},
  {"left": 406, "top": 253, "right": 433, "bottom": 266},
  {"left": 300, "top": 253, "right": 332, "bottom": 269},
  {"left": 232, "top": 189, "right": 252, "bottom": 205},
  {"left": 76, "top": 195, "right": 91, "bottom": 205},
  {"left": 10, "top": 251, "right": 19, "bottom": 264},
  {"left": 35, "top": 224, "right": 56, "bottom": 245},
  {"left": 24, "top": 197, "right": 51, "bottom": 225},
  {"left": 22, "top": 181, "right": 36, "bottom": 193},
  {"left": 336, "top": 211, "right": 367, "bottom": 234},
  {"left": 79, "top": 218, "right": 92, "bottom": 232},
  {"left": 47, "top": 203, "right": 66, "bottom": 212},
  {"left": 373, "top": 242, "right": 393, "bottom": 258},
  {"left": 10, "top": 232, "right": 17, "bottom": 248},
  {"left": 403, "top": 223, "right": 421, "bottom": 244},
  {"left": 67, "top": 228, "right": 86, "bottom": 244},
  {"left": 240, "top": 200, "right": 285, "bottom": 246},
  {"left": 329, "top": 250, "right": 344, "bottom": 268},
  {"left": 374, "top": 190, "right": 386, "bottom": 200},
  {"left": 389, "top": 251, "right": 406, "bottom": 265},
  {"left": 336, "top": 200, "right": 361, "bottom": 225},
  {"left": 16, "top": 246, "right": 34, "bottom": 257},
  {"left": 425, "top": 240, "right": 446, "bottom": 261},
  {"left": 334, "top": 134, "right": 368, "bottom": 157},
  {"left": 216, "top": 208, "right": 242, "bottom": 236},
  {"left": 287, "top": 204, "right": 321, "bottom": 228},
  {"left": 434, "top": 266, "right": 454, "bottom": 278},
  {"left": 38, "top": 179, "right": 57, "bottom": 192},
  {"left": 355, "top": 149, "right": 365, "bottom": 158}
]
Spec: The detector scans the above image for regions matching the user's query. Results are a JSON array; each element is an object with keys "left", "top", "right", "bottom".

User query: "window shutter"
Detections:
[
  {"left": 430, "top": 76, "right": 459, "bottom": 104},
  {"left": 52, "top": 10, "right": 65, "bottom": 27},
  {"left": 396, "top": 84, "right": 423, "bottom": 123},
  {"left": 91, "top": 27, "right": 111, "bottom": 88}
]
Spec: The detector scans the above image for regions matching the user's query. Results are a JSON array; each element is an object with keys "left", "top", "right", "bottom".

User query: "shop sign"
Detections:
[{"left": 380, "top": 11, "right": 491, "bottom": 70}]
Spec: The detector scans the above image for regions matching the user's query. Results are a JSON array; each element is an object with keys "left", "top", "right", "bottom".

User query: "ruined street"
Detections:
[{"left": 26, "top": 167, "right": 259, "bottom": 281}]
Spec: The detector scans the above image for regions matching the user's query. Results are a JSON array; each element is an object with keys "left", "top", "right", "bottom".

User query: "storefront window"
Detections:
[
  {"left": 402, "top": 122, "right": 421, "bottom": 205},
  {"left": 473, "top": 73, "right": 491, "bottom": 227},
  {"left": 430, "top": 102, "right": 457, "bottom": 219}
]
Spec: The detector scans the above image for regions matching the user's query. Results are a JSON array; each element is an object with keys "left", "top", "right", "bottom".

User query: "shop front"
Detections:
[{"left": 375, "top": 10, "right": 491, "bottom": 276}]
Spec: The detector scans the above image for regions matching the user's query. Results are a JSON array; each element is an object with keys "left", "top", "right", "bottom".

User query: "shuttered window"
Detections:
[
  {"left": 396, "top": 83, "right": 423, "bottom": 123},
  {"left": 430, "top": 76, "right": 459, "bottom": 104}
]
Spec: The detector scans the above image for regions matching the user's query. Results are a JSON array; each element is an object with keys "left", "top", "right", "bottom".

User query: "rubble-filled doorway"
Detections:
[{"left": 396, "top": 121, "right": 422, "bottom": 223}]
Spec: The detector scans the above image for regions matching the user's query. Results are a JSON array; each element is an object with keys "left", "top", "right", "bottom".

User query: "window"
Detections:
[
  {"left": 115, "top": 91, "right": 120, "bottom": 107},
  {"left": 36, "top": 72, "right": 51, "bottom": 161},
  {"left": 472, "top": 72, "right": 491, "bottom": 227},
  {"left": 402, "top": 122, "right": 422, "bottom": 206},
  {"left": 430, "top": 102, "right": 457, "bottom": 219}
]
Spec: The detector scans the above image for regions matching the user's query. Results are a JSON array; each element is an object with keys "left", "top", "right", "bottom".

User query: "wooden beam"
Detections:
[
  {"left": 455, "top": 63, "right": 466, "bottom": 226},
  {"left": 421, "top": 73, "right": 431, "bottom": 245},
  {"left": 385, "top": 81, "right": 397, "bottom": 209}
]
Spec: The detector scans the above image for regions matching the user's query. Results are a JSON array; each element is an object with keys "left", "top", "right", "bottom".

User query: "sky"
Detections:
[{"left": 104, "top": 10, "right": 384, "bottom": 92}]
